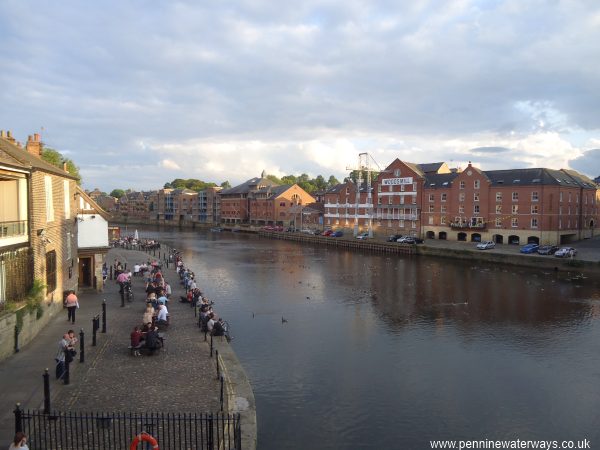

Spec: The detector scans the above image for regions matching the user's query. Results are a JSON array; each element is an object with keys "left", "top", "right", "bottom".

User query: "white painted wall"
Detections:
[{"left": 78, "top": 214, "right": 109, "bottom": 248}]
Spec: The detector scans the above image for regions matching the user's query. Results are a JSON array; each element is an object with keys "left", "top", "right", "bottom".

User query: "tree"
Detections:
[
  {"left": 41, "top": 148, "right": 82, "bottom": 185},
  {"left": 281, "top": 175, "right": 297, "bottom": 185},
  {"left": 110, "top": 189, "right": 125, "bottom": 199},
  {"left": 266, "top": 174, "right": 282, "bottom": 184},
  {"left": 327, "top": 175, "right": 340, "bottom": 187},
  {"left": 314, "top": 175, "right": 326, "bottom": 191},
  {"left": 220, "top": 181, "right": 231, "bottom": 189}
]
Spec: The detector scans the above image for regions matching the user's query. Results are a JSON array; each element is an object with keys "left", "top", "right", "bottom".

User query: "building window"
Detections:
[
  {"left": 411, "top": 221, "right": 416, "bottom": 228},
  {"left": 474, "top": 192, "right": 480, "bottom": 202},
  {"left": 441, "top": 205, "right": 447, "bottom": 213},
  {"left": 568, "top": 192, "right": 572, "bottom": 203},
  {"left": 378, "top": 197, "right": 382, "bottom": 205},
  {"left": 66, "top": 232, "right": 72, "bottom": 260},
  {"left": 412, "top": 182, "right": 417, "bottom": 191},
  {"left": 512, "top": 192, "right": 518, "bottom": 201},
  {"left": 531, "top": 218, "right": 538, "bottom": 228},
  {"left": 496, "top": 192, "right": 502, "bottom": 202},
  {"left": 388, "top": 196, "right": 393, "bottom": 205},
  {"left": 428, "top": 216, "right": 434, "bottom": 225},
  {"left": 399, "top": 220, "right": 405, "bottom": 228},
  {"left": 474, "top": 180, "right": 480, "bottom": 189},
  {"left": 460, "top": 181, "right": 465, "bottom": 189},
  {"left": 429, "top": 204, "right": 435, "bottom": 213},
  {"left": 441, "top": 193, "right": 447, "bottom": 202},
  {"left": 280, "top": 202, "right": 286, "bottom": 207},
  {"left": 46, "top": 250, "right": 57, "bottom": 293},
  {"left": 459, "top": 205, "right": 465, "bottom": 214},
  {"left": 429, "top": 194, "right": 435, "bottom": 202},
  {"left": 531, "top": 191, "right": 539, "bottom": 202},
  {"left": 378, "top": 184, "right": 382, "bottom": 192},
  {"left": 495, "top": 218, "right": 502, "bottom": 227},
  {"left": 64, "top": 181, "right": 70, "bottom": 219},
  {"left": 388, "top": 220, "right": 392, "bottom": 227},
  {"left": 512, "top": 205, "right": 518, "bottom": 214},
  {"left": 400, "top": 184, "right": 405, "bottom": 192},
  {"left": 459, "top": 193, "right": 465, "bottom": 202},
  {"left": 440, "top": 216, "right": 446, "bottom": 225},
  {"left": 394, "top": 169, "right": 400, "bottom": 176},
  {"left": 45, "top": 176, "right": 55, "bottom": 222},
  {"left": 474, "top": 204, "right": 480, "bottom": 214},
  {"left": 496, "top": 205, "right": 502, "bottom": 214},
  {"left": 559, "top": 192, "right": 563, "bottom": 202},
  {"left": 511, "top": 218, "right": 518, "bottom": 228},
  {"left": 531, "top": 205, "right": 539, "bottom": 214},
  {"left": 412, "top": 196, "right": 417, "bottom": 205}
]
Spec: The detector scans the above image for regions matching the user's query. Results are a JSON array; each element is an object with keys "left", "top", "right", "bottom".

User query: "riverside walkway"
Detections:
[{"left": 0, "top": 247, "right": 221, "bottom": 443}]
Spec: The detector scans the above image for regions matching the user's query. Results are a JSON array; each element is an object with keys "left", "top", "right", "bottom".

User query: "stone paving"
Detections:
[{"left": 51, "top": 247, "right": 221, "bottom": 413}]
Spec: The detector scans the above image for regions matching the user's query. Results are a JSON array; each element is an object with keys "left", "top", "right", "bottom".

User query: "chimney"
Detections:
[
  {"left": 6, "top": 130, "right": 16, "bottom": 144},
  {"left": 63, "top": 162, "right": 68, "bottom": 171},
  {"left": 0, "top": 130, "right": 6, "bottom": 139},
  {"left": 26, "top": 133, "right": 43, "bottom": 156}
]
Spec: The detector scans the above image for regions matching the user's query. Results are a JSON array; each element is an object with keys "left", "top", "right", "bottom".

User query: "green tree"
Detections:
[
  {"left": 281, "top": 175, "right": 297, "bottom": 185},
  {"left": 314, "top": 175, "right": 326, "bottom": 190},
  {"left": 110, "top": 189, "right": 125, "bottom": 199},
  {"left": 220, "top": 180, "right": 231, "bottom": 189},
  {"left": 266, "top": 174, "right": 282, "bottom": 184},
  {"left": 327, "top": 175, "right": 340, "bottom": 187},
  {"left": 41, "top": 148, "right": 82, "bottom": 184}
]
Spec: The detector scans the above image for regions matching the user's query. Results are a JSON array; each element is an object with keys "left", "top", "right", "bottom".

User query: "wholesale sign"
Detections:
[{"left": 382, "top": 177, "right": 413, "bottom": 186}]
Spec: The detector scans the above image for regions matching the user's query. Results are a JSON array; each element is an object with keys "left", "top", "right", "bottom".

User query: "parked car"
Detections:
[
  {"left": 322, "top": 230, "right": 333, "bottom": 236},
  {"left": 356, "top": 232, "right": 369, "bottom": 240},
  {"left": 520, "top": 243, "right": 540, "bottom": 254},
  {"left": 397, "top": 236, "right": 417, "bottom": 244},
  {"left": 331, "top": 231, "right": 344, "bottom": 237},
  {"left": 476, "top": 241, "right": 495, "bottom": 250},
  {"left": 555, "top": 247, "right": 577, "bottom": 258},
  {"left": 387, "top": 234, "right": 403, "bottom": 242},
  {"left": 537, "top": 245, "right": 559, "bottom": 255}
]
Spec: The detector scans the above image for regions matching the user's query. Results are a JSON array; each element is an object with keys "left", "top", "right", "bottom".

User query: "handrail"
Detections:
[{"left": 0, "top": 220, "right": 27, "bottom": 238}]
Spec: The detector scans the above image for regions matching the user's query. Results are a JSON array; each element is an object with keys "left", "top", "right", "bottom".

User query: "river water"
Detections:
[{"left": 147, "top": 228, "right": 600, "bottom": 449}]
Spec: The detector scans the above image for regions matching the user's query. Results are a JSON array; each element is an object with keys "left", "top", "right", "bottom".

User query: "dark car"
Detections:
[
  {"left": 322, "top": 230, "right": 333, "bottom": 236},
  {"left": 520, "top": 243, "right": 539, "bottom": 254},
  {"left": 537, "top": 245, "right": 559, "bottom": 255},
  {"left": 387, "top": 234, "right": 403, "bottom": 242},
  {"left": 331, "top": 231, "right": 343, "bottom": 237}
]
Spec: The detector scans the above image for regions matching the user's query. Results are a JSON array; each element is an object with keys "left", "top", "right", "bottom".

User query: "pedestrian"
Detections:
[
  {"left": 8, "top": 431, "right": 29, "bottom": 449},
  {"left": 55, "top": 333, "right": 70, "bottom": 379},
  {"left": 64, "top": 291, "right": 79, "bottom": 324}
]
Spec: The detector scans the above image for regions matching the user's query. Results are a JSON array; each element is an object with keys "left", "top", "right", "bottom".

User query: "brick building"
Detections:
[
  {"left": 118, "top": 190, "right": 156, "bottom": 221},
  {"left": 155, "top": 188, "right": 197, "bottom": 223},
  {"left": 219, "top": 175, "right": 279, "bottom": 224},
  {"left": 248, "top": 184, "right": 316, "bottom": 226},
  {"left": 198, "top": 186, "right": 222, "bottom": 224}
]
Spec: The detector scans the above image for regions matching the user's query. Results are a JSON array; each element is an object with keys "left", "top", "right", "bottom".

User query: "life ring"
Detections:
[{"left": 130, "top": 432, "right": 159, "bottom": 450}]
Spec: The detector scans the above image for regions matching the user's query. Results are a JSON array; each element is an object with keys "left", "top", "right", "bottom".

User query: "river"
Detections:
[{"left": 144, "top": 228, "right": 600, "bottom": 449}]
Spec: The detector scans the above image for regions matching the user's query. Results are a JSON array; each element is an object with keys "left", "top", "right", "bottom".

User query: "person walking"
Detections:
[
  {"left": 64, "top": 291, "right": 79, "bottom": 324},
  {"left": 8, "top": 431, "right": 29, "bottom": 449}
]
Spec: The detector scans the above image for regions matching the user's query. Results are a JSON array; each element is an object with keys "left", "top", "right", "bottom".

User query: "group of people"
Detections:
[{"left": 55, "top": 329, "right": 78, "bottom": 379}]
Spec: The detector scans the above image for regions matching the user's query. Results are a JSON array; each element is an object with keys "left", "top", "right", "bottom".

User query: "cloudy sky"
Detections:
[{"left": 1, "top": 0, "right": 599, "bottom": 192}]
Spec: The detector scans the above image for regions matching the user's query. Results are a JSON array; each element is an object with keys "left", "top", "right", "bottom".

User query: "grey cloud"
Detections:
[
  {"left": 470, "top": 147, "right": 511, "bottom": 154},
  {"left": 569, "top": 149, "right": 600, "bottom": 179}
]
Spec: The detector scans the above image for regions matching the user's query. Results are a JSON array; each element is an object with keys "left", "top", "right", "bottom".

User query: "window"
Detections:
[
  {"left": 46, "top": 250, "right": 57, "bottom": 293},
  {"left": 441, "top": 193, "right": 447, "bottom": 202},
  {"left": 511, "top": 218, "right": 518, "bottom": 228},
  {"left": 495, "top": 218, "right": 502, "bottom": 227},
  {"left": 66, "top": 232, "right": 72, "bottom": 260},
  {"left": 496, "top": 192, "right": 502, "bottom": 202},
  {"left": 279, "top": 202, "right": 286, "bottom": 207},
  {"left": 512, "top": 205, "right": 518, "bottom": 214},
  {"left": 568, "top": 192, "right": 572, "bottom": 203},
  {"left": 388, "top": 196, "right": 393, "bottom": 205},
  {"left": 531, "top": 205, "right": 539, "bottom": 214},
  {"left": 411, "top": 221, "right": 416, "bottom": 228},
  {"left": 441, "top": 205, "right": 447, "bottom": 213},
  {"left": 512, "top": 192, "right": 518, "bottom": 201},
  {"left": 45, "top": 176, "right": 54, "bottom": 222},
  {"left": 531, "top": 191, "right": 539, "bottom": 202},
  {"left": 440, "top": 216, "right": 446, "bottom": 225},
  {"left": 378, "top": 197, "right": 382, "bottom": 205},
  {"left": 531, "top": 218, "right": 538, "bottom": 228},
  {"left": 399, "top": 220, "right": 405, "bottom": 228},
  {"left": 459, "top": 193, "right": 465, "bottom": 202},
  {"left": 64, "top": 181, "right": 70, "bottom": 219},
  {"left": 412, "top": 182, "right": 417, "bottom": 191},
  {"left": 474, "top": 180, "right": 480, "bottom": 189},
  {"left": 460, "top": 181, "right": 465, "bottom": 189},
  {"left": 474, "top": 204, "right": 480, "bottom": 214},
  {"left": 429, "top": 194, "right": 435, "bottom": 202},
  {"left": 459, "top": 205, "right": 465, "bottom": 214},
  {"left": 400, "top": 184, "right": 405, "bottom": 192},
  {"left": 559, "top": 192, "right": 563, "bottom": 202},
  {"left": 394, "top": 169, "right": 400, "bottom": 176},
  {"left": 428, "top": 216, "right": 434, "bottom": 225},
  {"left": 400, "top": 196, "right": 405, "bottom": 205},
  {"left": 495, "top": 205, "right": 502, "bottom": 214},
  {"left": 429, "top": 205, "right": 435, "bottom": 213},
  {"left": 473, "top": 193, "right": 480, "bottom": 201}
]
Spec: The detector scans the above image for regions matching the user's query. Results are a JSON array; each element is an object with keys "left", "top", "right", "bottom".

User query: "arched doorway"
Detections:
[
  {"left": 527, "top": 236, "right": 539, "bottom": 244},
  {"left": 439, "top": 231, "right": 447, "bottom": 240},
  {"left": 508, "top": 235, "right": 520, "bottom": 245},
  {"left": 457, "top": 232, "right": 467, "bottom": 241},
  {"left": 426, "top": 231, "right": 435, "bottom": 239},
  {"left": 493, "top": 234, "right": 504, "bottom": 244},
  {"left": 471, "top": 233, "right": 481, "bottom": 242}
]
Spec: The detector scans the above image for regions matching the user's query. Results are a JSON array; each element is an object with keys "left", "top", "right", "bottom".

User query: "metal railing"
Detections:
[
  {"left": 0, "top": 220, "right": 27, "bottom": 238},
  {"left": 15, "top": 407, "right": 241, "bottom": 450}
]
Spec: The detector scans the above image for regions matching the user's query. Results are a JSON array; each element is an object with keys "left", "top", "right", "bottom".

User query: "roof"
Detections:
[
  {"left": 221, "top": 177, "right": 279, "bottom": 195},
  {"left": 0, "top": 146, "right": 29, "bottom": 171},
  {"left": 0, "top": 137, "right": 79, "bottom": 180},
  {"left": 76, "top": 186, "right": 111, "bottom": 221},
  {"left": 418, "top": 162, "right": 447, "bottom": 173},
  {"left": 424, "top": 172, "right": 459, "bottom": 189}
]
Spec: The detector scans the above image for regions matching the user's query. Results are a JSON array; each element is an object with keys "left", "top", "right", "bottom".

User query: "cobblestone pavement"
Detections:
[{"left": 52, "top": 247, "right": 221, "bottom": 413}]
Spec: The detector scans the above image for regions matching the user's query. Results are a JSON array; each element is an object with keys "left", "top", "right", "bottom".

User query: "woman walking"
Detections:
[
  {"left": 8, "top": 431, "right": 29, "bottom": 449},
  {"left": 64, "top": 290, "right": 79, "bottom": 324}
]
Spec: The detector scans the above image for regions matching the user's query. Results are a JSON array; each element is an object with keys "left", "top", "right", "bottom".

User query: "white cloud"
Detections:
[{"left": 160, "top": 159, "right": 181, "bottom": 170}]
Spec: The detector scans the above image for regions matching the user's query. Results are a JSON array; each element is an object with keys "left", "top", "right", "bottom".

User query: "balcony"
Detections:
[
  {"left": 449, "top": 221, "right": 486, "bottom": 230},
  {"left": 0, "top": 220, "right": 29, "bottom": 247}
]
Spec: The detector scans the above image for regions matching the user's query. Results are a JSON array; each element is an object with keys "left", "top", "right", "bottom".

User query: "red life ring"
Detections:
[{"left": 130, "top": 432, "right": 159, "bottom": 450}]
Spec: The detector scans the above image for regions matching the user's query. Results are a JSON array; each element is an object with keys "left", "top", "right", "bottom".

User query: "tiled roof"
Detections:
[
  {"left": 0, "top": 137, "right": 78, "bottom": 179},
  {"left": 0, "top": 147, "right": 29, "bottom": 170},
  {"left": 220, "top": 177, "right": 279, "bottom": 195},
  {"left": 424, "top": 173, "right": 459, "bottom": 189},
  {"left": 418, "top": 162, "right": 446, "bottom": 173}
]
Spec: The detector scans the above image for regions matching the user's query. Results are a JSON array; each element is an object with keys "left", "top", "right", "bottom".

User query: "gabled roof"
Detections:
[
  {"left": 418, "top": 162, "right": 450, "bottom": 174},
  {"left": 76, "top": 186, "right": 111, "bottom": 221},
  {"left": 424, "top": 172, "right": 460, "bottom": 189},
  {"left": 0, "top": 146, "right": 29, "bottom": 171},
  {"left": 221, "top": 177, "right": 279, "bottom": 195},
  {"left": 0, "top": 137, "right": 78, "bottom": 180}
]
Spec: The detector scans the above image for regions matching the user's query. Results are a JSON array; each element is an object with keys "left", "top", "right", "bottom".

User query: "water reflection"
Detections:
[{"left": 141, "top": 228, "right": 600, "bottom": 449}]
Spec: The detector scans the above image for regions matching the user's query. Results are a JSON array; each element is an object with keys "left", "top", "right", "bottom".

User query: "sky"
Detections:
[{"left": 1, "top": 0, "right": 599, "bottom": 192}]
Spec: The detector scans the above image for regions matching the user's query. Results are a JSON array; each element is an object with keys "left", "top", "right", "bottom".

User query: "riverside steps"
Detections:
[{"left": 0, "top": 246, "right": 257, "bottom": 450}]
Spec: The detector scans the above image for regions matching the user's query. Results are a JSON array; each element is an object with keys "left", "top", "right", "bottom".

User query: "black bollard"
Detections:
[
  {"left": 14, "top": 325, "right": 20, "bottom": 353},
  {"left": 215, "top": 349, "right": 220, "bottom": 379},
  {"left": 110, "top": 266, "right": 113, "bottom": 280},
  {"left": 14, "top": 403, "right": 22, "bottom": 434},
  {"left": 153, "top": 248, "right": 156, "bottom": 257},
  {"left": 64, "top": 350, "right": 70, "bottom": 385},
  {"left": 43, "top": 369, "right": 51, "bottom": 414},
  {"left": 102, "top": 300, "right": 107, "bottom": 333},
  {"left": 120, "top": 290, "right": 125, "bottom": 307},
  {"left": 220, "top": 375, "right": 224, "bottom": 412},
  {"left": 79, "top": 329, "right": 85, "bottom": 363},
  {"left": 124, "top": 263, "right": 127, "bottom": 271},
  {"left": 92, "top": 315, "right": 98, "bottom": 346},
  {"left": 210, "top": 334, "right": 213, "bottom": 357}
]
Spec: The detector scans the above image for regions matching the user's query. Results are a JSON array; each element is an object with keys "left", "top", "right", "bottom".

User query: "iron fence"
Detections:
[{"left": 15, "top": 407, "right": 241, "bottom": 450}]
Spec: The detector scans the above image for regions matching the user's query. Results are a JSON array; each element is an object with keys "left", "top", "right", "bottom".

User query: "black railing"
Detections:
[
  {"left": 0, "top": 220, "right": 27, "bottom": 238},
  {"left": 15, "top": 407, "right": 241, "bottom": 450}
]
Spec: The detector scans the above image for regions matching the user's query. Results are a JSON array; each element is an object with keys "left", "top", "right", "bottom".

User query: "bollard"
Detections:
[
  {"left": 159, "top": 251, "right": 161, "bottom": 259},
  {"left": 120, "top": 290, "right": 125, "bottom": 307},
  {"left": 124, "top": 263, "right": 127, "bottom": 271},
  {"left": 109, "top": 266, "right": 113, "bottom": 280},
  {"left": 215, "top": 349, "right": 220, "bottom": 379},
  {"left": 14, "top": 403, "right": 22, "bottom": 434},
  {"left": 210, "top": 334, "right": 213, "bottom": 357},
  {"left": 64, "top": 349, "right": 70, "bottom": 385},
  {"left": 14, "top": 325, "right": 20, "bottom": 353},
  {"left": 79, "top": 329, "right": 85, "bottom": 363},
  {"left": 219, "top": 375, "right": 224, "bottom": 412},
  {"left": 92, "top": 315, "right": 98, "bottom": 346},
  {"left": 102, "top": 300, "right": 107, "bottom": 333},
  {"left": 43, "top": 369, "right": 51, "bottom": 414}
]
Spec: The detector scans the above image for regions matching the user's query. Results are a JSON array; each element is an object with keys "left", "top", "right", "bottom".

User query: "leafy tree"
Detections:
[
  {"left": 297, "top": 173, "right": 310, "bottom": 183},
  {"left": 314, "top": 175, "right": 326, "bottom": 190},
  {"left": 266, "top": 174, "right": 282, "bottom": 184},
  {"left": 281, "top": 175, "right": 297, "bottom": 185},
  {"left": 41, "top": 148, "right": 82, "bottom": 184},
  {"left": 110, "top": 189, "right": 125, "bottom": 199},
  {"left": 163, "top": 178, "right": 217, "bottom": 192},
  {"left": 220, "top": 180, "right": 231, "bottom": 189},
  {"left": 327, "top": 175, "right": 340, "bottom": 187},
  {"left": 298, "top": 181, "right": 316, "bottom": 193}
]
